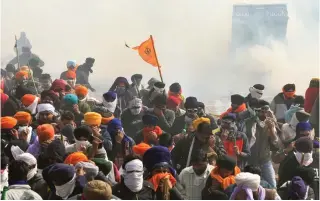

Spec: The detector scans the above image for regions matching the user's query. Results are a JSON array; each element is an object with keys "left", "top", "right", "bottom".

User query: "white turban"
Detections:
[
  {"left": 36, "top": 103, "right": 57, "bottom": 119},
  {"left": 235, "top": 172, "right": 261, "bottom": 191},
  {"left": 75, "top": 162, "right": 99, "bottom": 180},
  {"left": 15, "top": 153, "right": 38, "bottom": 181}
]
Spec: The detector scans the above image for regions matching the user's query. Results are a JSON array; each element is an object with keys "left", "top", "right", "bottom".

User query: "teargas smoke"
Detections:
[{"left": 1, "top": 0, "right": 318, "bottom": 113}]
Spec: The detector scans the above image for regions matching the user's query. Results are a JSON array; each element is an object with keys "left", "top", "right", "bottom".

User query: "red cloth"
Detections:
[
  {"left": 167, "top": 95, "right": 182, "bottom": 107},
  {"left": 1, "top": 93, "right": 9, "bottom": 109},
  {"left": 113, "top": 163, "right": 121, "bottom": 183},
  {"left": 304, "top": 87, "right": 319, "bottom": 113},
  {"left": 223, "top": 139, "right": 244, "bottom": 157},
  {"left": 143, "top": 126, "right": 163, "bottom": 143}
]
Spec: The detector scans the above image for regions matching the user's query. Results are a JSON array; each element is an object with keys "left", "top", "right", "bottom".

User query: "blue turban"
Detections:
[
  {"left": 296, "top": 122, "right": 312, "bottom": 131},
  {"left": 66, "top": 60, "right": 76, "bottom": 68},
  {"left": 289, "top": 176, "right": 307, "bottom": 200},
  {"left": 103, "top": 91, "right": 117, "bottom": 102},
  {"left": 222, "top": 113, "right": 237, "bottom": 121},
  {"left": 107, "top": 118, "right": 123, "bottom": 135},
  {"left": 63, "top": 94, "right": 78, "bottom": 105},
  {"left": 143, "top": 146, "right": 172, "bottom": 173},
  {"left": 45, "top": 163, "right": 75, "bottom": 186}
]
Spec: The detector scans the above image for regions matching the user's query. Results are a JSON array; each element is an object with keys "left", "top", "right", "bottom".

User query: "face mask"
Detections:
[
  {"left": 123, "top": 171, "right": 144, "bottom": 192},
  {"left": 78, "top": 96, "right": 87, "bottom": 103},
  {"left": 55, "top": 175, "right": 76, "bottom": 199},
  {"left": 294, "top": 151, "right": 313, "bottom": 166},
  {"left": 75, "top": 139, "right": 90, "bottom": 151},
  {"left": 130, "top": 107, "right": 142, "bottom": 115}
]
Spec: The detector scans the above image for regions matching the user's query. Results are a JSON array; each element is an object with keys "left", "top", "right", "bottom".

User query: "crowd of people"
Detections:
[{"left": 0, "top": 42, "right": 319, "bottom": 200}]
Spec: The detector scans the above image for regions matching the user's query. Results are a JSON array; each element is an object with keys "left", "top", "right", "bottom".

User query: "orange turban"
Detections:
[
  {"left": 37, "top": 124, "right": 55, "bottom": 143},
  {"left": 15, "top": 71, "right": 29, "bottom": 80},
  {"left": 75, "top": 85, "right": 88, "bottom": 97},
  {"left": 84, "top": 112, "right": 102, "bottom": 126},
  {"left": 133, "top": 143, "right": 151, "bottom": 156},
  {"left": 20, "top": 66, "right": 29, "bottom": 71},
  {"left": 21, "top": 94, "right": 37, "bottom": 107},
  {"left": 66, "top": 70, "right": 76, "bottom": 79},
  {"left": 1, "top": 116, "right": 17, "bottom": 129},
  {"left": 64, "top": 152, "right": 89, "bottom": 165},
  {"left": 14, "top": 111, "right": 32, "bottom": 125}
]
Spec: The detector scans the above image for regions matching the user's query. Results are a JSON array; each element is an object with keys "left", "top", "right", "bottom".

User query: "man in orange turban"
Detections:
[
  {"left": 1, "top": 116, "right": 18, "bottom": 129},
  {"left": 21, "top": 94, "right": 39, "bottom": 115},
  {"left": 64, "top": 152, "right": 89, "bottom": 165},
  {"left": 14, "top": 111, "right": 35, "bottom": 144},
  {"left": 36, "top": 124, "right": 55, "bottom": 143},
  {"left": 15, "top": 71, "right": 29, "bottom": 80},
  {"left": 75, "top": 85, "right": 92, "bottom": 112}
]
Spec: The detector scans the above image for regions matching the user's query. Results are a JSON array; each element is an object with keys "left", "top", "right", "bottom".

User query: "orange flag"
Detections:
[{"left": 132, "top": 36, "right": 160, "bottom": 67}]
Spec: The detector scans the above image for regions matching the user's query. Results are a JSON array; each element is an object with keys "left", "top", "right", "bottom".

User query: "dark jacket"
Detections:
[
  {"left": 60, "top": 71, "right": 68, "bottom": 80},
  {"left": 100, "top": 125, "right": 113, "bottom": 152},
  {"left": 244, "top": 117, "right": 280, "bottom": 166},
  {"left": 277, "top": 181, "right": 315, "bottom": 200},
  {"left": 147, "top": 109, "right": 175, "bottom": 133},
  {"left": 278, "top": 151, "right": 312, "bottom": 187},
  {"left": 76, "top": 64, "right": 93, "bottom": 91},
  {"left": 169, "top": 111, "right": 186, "bottom": 136},
  {"left": 107, "top": 135, "right": 135, "bottom": 164},
  {"left": 60, "top": 105, "right": 85, "bottom": 127},
  {"left": 121, "top": 108, "right": 145, "bottom": 138},
  {"left": 112, "top": 179, "right": 156, "bottom": 200},
  {"left": 28, "top": 173, "right": 49, "bottom": 200},
  {"left": 216, "top": 129, "right": 250, "bottom": 170},
  {"left": 1, "top": 95, "right": 21, "bottom": 117},
  {"left": 172, "top": 133, "right": 226, "bottom": 174}
]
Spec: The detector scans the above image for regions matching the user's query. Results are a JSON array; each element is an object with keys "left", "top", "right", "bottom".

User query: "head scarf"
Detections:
[
  {"left": 283, "top": 84, "right": 296, "bottom": 99},
  {"left": 37, "top": 124, "right": 55, "bottom": 143},
  {"left": 148, "top": 173, "right": 177, "bottom": 191},
  {"left": 102, "top": 91, "right": 117, "bottom": 113},
  {"left": 15, "top": 153, "right": 37, "bottom": 181},
  {"left": 249, "top": 84, "right": 264, "bottom": 99},
  {"left": 107, "top": 118, "right": 123, "bottom": 135},
  {"left": 47, "top": 163, "right": 76, "bottom": 199},
  {"left": 1, "top": 116, "right": 17, "bottom": 129},
  {"left": 75, "top": 85, "right": 88, "bottom": 97},
  {"left": 123, "top": 159, "right": 144, "bottom": 192},
  {"left": 167, "top": 95, "right": 182, "bottom": 108},
  {"left": 64, "top": 152, "right": 89, "bottom": 165},
  {"left": 14, "top": 111, "right": 32, "bottom": 125},
  {"left": 21, "top": 94, "right": 39, "bottom": 115},
  {"left": 84, "top": 112, "right": 102, "bottom": 126},
  {"left": 51, "top": 79, "right": 68, "bottom": 92}
]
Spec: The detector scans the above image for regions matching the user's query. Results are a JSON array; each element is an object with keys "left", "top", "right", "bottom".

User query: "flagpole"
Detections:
[{"left": 150, "top": 35, "right": 163, "bottom": 83}]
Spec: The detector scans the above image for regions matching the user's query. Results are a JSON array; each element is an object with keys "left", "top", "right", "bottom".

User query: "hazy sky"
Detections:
[{"left": 1, "top": 0, "right": 319, "bottom": 112}]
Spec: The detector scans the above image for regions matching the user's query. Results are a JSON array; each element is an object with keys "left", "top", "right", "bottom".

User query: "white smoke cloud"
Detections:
[{"left": 1, "top": 0, "right": 318, "bottom": 113}]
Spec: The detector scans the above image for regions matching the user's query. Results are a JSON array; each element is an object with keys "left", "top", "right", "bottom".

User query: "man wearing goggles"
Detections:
[
  {"left": 244, "top": 100, "right": 280, "bottom": 188},
  {"left": 216, "top": 113, "right": 250, "bottom": 170}
]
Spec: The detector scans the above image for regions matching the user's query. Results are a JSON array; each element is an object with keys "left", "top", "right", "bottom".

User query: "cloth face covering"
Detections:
[
  {"left": 249, "top": 87, "right": 263, "bottom": 99},
  {"left": 130, "top": 107, "right": 142, "bottom": 115},
  {"left": 102, "top": 98, "right": 117, "bottom": 113},
  {"left": 55, "top": 174, "right": 76, "bottom": 199},
  {"left": 294, "top": 151, "right": 313, "bottom": 166},
  {"left": 123, "top": 159, "right": 144, "bottom": 192},
  {"left": 75, "top": 139, "right": 91, "bottom": 151}
]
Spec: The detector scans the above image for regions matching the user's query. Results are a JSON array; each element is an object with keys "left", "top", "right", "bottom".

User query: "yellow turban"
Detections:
[
  {"left": 192, "top": 117, "right": 211, "bottom": 130},
  {"left": 84, "top": 112, "right": 102, "bottom": 126}
]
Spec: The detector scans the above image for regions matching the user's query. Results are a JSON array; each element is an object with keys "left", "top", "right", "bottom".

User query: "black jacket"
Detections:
[
  {"left": 28, "top": 173, "right": 49, "bottom": 200},
  {"left": 121, "top": 108, "right": 145, "bottom": 138},
  {"left": 172, "top": 133, "right": 226, "bottom": 174},
  {"left": 112, "top": 179, "right": 156, "bottom": 200}
]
